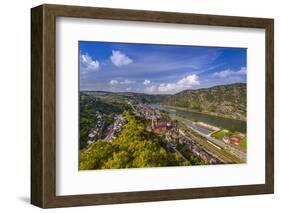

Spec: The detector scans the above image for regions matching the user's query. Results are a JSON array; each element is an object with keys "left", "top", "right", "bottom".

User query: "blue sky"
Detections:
[{"left": 79, "top": 41, "right": 246, "bottom": 94}]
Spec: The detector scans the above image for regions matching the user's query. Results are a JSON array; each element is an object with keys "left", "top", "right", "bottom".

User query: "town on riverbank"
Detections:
[
  {"left": 80, "top": 93, "right": 247, "bottom": 170},
  {"left": 79, "top": 41, "right": 248, "bottom": 170}
]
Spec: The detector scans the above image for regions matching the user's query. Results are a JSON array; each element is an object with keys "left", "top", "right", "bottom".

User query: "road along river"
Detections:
[
  {"left": 150, "top": 104, "right": 247, "bottom": 162},
  {"left": 176, "top": 116, "right": 247, "bottom": 162}
]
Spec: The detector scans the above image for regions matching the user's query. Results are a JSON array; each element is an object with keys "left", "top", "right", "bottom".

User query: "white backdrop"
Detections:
[
  {"left": 0, "top": 0, "right": 280, "bottom": 212},
  {"left": 57, "top": 17, "right": 265, "bottom": 195}
]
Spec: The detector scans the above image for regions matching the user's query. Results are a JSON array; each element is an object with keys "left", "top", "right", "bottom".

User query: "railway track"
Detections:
[{"left": 179, "top": 128, "right": 242, "bottom": 164}]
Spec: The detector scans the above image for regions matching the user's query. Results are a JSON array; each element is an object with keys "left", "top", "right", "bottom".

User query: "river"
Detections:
[{"left": 150, "top": 104, "right": 246, "bottom": 133}]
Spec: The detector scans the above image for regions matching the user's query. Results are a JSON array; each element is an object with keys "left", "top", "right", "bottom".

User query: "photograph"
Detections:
[
  {"left": 29, "top": 3, "right": 274, "bottom": 208},
  {"left": 79, "top": 41, "right": 247, "bottom": 170}
]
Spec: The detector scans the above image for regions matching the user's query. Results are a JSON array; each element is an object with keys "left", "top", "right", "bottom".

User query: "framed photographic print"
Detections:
[{"left": 31, "top": 4, "right": 274, "bottom": 208}]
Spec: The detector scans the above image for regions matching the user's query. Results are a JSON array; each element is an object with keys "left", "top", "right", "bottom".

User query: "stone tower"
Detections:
[{"left": 151, "top": 116, "right": 157, "bottom": 129}]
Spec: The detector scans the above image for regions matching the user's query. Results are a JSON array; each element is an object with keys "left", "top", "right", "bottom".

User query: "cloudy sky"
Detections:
[{"left": 79, "top": 41, "right": 246, "bottom": 94}]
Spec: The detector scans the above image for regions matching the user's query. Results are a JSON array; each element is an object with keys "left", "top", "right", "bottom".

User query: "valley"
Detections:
[{"left": 79, "top": 83, "right": 247, "bottom": 170}]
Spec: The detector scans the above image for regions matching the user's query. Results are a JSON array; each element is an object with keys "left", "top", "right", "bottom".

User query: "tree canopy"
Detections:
[{"left": 80, "top": 112, "right": 185, "bottom": 170}]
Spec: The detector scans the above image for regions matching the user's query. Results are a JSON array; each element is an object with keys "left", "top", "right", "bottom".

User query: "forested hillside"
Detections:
[
  {"left": 79, "top": 112, "right": 188, "bottom": 170},
  {"left": 164, "top": 83, "right": 246, "bottom": 121}
]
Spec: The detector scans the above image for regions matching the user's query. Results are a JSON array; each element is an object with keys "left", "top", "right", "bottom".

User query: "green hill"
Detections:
[
  {"left": 164, "top": 83, "right": 246, "bottom": 121},
  {"left": 82, "top": 91, "right": 169, "bottom": 104}
]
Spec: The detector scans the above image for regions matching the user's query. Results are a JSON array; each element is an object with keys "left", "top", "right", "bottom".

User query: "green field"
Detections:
[
  {"left": 211, "top": 130, "right": 227, "bottom": 139},
  {"left": 240, "top": 137, "right": 247, "bottom": 151}
]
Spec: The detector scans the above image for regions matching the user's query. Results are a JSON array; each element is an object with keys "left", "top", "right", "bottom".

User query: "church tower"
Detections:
[{"left": 151, "top": 116, "right": 157, "bottom": 129}]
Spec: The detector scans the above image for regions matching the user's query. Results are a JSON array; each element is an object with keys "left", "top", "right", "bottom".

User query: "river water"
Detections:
[{"left": 151, "top": 104, "right": 246, "bottom": 133}]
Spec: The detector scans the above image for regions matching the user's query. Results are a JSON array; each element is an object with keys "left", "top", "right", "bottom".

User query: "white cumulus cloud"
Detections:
[
  {"left": 120, "top": 79, "right": 136, "bottom": 84},
  {"left": 109, "top": 80, "right": 119, "bottom": 85},
  {"left": 110, "top": 50, "right": 133, "bottom": 67},
  {"left": 158, "top": 74, "right": 200, "bottom": 93},
  {"left": 109, "top": 79, "right": 135, "bottom": 86},
  {"left": 80, "top": 53, "right": 100, "bottom": 72},
  {"left": 213, "top": 67, "right": 246, "bottom": 78},
  {"left": 177, "top": 74, "right": 200, "bottom": 86},
  {"left": 158, "top": 83, "right": 177, "bottom": 92},
  {"left": 143, "top": 80, "right": 151, "bottom": 85},
  {"left": 145, "top": 74, "right": 200, "bottom": 94},
  {"left": 145, "top": 85, "right": 157, "bottom": 93}
]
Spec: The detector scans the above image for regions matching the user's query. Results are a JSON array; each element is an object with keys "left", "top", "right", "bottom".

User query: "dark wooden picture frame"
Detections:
[{"left": 31, "top": 4, "right": 274, "bottom": 208}]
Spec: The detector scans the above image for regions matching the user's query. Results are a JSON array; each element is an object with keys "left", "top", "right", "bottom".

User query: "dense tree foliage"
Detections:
[{"left": 80, "top": 113, "right": 186, "bottom": 170}]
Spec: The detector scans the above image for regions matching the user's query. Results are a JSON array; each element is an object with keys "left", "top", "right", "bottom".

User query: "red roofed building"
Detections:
[
  {"left": 156, "top": 121, "right": 168, "bottom": 128},
  {"left": 229, "top": 136, "right": 241, "bottom": 145},
  {"left": 151, "top": 118, "right": 168, "bottom": 134}
]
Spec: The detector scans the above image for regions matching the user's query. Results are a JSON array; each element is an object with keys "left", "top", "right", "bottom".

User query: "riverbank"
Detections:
[
  {"left": 162, "top": 105, "right": 246, "bottom": 133},
  {"left": 164, "top": 105, "right": 246, "bottom": 122},
  {"left": 174, "top": 111, "right": 247, "bottom": 153},
  {"left": 174, "top": 114, "right": 219, "bottom": 135}
]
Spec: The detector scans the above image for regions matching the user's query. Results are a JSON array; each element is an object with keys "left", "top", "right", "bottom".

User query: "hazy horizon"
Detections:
[{"left": 80, "top": 82, "right": 246, "bottom": 95}]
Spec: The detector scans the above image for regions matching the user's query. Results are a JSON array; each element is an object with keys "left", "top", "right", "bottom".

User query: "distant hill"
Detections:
[
  {"left": 81, "top": 91, "right": 169, "bottom": 104},
  {"left": 164, "top": 83, "right": 246, "bottom": 121},
  {"left": 81, "top": 83, "right": 246, "bottom": 121}
]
